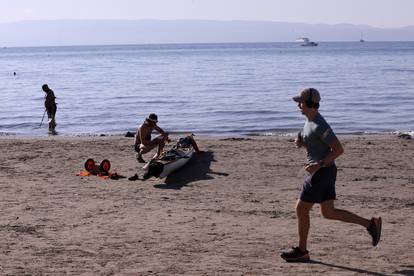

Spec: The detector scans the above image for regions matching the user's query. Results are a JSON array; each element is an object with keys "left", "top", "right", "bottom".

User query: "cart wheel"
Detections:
[
  {"left": 84, "top": 158, "right": 95, "bottom": 172},
  {"left": 99, "top": 159, "right": 111, "bottom": 172}
]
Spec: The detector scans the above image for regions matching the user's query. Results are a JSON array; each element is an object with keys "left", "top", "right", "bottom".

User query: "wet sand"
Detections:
[{"left": 0, "top": 135, "right": 413, "bottom": 275}]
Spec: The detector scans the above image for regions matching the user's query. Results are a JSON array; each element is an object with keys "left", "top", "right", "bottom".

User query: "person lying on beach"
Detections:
[
  {"left": 42, "top": 84, "right": 57, "bottom": 135},
  {"left": 280, "top": 88, "right": 382, "bottom": 263},
  {"left": 176, "top": 134, "right": 203, "bottom": 153},
  {"left": 134, "top": 113, "right": 169, "bottom": 163}
]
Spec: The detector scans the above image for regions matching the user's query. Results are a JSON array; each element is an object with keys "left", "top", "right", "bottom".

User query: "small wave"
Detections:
[
  {"left": 0, "top": 122, "right": 39, "bottom": 129},
  {"left": 0, "top": 132, "right": 16, "bottom": 136},
  {"left": 208, "top": 110, "right": 281, "bottom": 116},
  {"left": 382, "top": 68, "right": 414, "bottom": 73}
]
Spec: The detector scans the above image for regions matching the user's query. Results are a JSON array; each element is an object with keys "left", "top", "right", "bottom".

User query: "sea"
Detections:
[{"left": 1, "top": 42, "right": 413, "bottom": 137}]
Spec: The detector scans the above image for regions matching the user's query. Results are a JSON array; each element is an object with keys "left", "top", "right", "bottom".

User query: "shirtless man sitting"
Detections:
[{"left": 134, "top": 113, "right": 169, "bottom": 163}]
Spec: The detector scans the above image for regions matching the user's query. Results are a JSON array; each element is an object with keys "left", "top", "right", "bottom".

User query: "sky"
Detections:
[{"left": 0, "top": 0, "right": 413, "bottom": 28}]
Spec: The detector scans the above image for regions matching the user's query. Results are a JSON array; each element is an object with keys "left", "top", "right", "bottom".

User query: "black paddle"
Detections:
[{"left": 39, "top": 109, "right": 46, "bottom": 128}]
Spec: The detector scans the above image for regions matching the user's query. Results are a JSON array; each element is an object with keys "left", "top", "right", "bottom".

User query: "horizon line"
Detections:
[
  {"left": 2, "top": 40, "right": 414, "bottom": 49},
  {"left": 1, "top": 18, "right": 413, "bottom": 29}
]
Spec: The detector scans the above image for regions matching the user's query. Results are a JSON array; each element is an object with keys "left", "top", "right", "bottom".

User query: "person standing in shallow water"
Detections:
[
  {"left": 280, "top": 88, "right": 382, "bottom": 262},
  {"left": 42, "top": 84, "right": 57, "bottom": 135}
]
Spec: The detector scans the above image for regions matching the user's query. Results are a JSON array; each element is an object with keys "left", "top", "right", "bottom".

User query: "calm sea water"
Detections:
[{"left": 1, "top": 42, "right": 413, "bottom": 136}]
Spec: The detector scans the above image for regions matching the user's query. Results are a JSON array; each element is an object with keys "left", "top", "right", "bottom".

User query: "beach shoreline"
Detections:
[
  {"left": 0, "top": 134, "right": 413, "bottom": 275},
  {"left": 1, "top": 130, "right": 412, "bottom": 139}
]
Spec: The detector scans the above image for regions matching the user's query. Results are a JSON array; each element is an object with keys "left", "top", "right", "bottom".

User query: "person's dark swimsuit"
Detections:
[{"left": 45, "top": 90, "right": 57, "bottom": 118}]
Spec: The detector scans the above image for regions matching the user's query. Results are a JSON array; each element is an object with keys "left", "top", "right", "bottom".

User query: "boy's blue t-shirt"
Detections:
[{"left": 302, "top": 113, "right": 337, "bottom": 164}]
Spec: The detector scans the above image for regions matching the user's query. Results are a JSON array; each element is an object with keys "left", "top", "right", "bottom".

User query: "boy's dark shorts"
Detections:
[
  {"left": 46, "top": 104, "right": 57, "bottom": 118},
  {"left": 300, "top": 164, "right": 337, "bottom": 203}
]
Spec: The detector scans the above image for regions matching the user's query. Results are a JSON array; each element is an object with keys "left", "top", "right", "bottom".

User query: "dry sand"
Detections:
[{"left": 0, "top": 135, "right": 413, "bottom": 275}]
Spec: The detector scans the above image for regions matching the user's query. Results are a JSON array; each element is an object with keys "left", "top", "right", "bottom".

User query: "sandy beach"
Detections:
[{"left": 0, "top": 134, "right": 413, "bottom": 275}]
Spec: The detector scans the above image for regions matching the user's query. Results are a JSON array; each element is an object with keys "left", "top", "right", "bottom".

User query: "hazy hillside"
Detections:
[{"left": 1, "top": 19, "right": 413, "bottom": 47}]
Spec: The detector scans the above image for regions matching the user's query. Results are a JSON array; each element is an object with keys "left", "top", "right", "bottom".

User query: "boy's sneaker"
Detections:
[
  {"left": 280, "top": 247, "right": 310, "bottom": 262},
  {"left": 367, "top": 217, "right": 382, "bottom": 246}
]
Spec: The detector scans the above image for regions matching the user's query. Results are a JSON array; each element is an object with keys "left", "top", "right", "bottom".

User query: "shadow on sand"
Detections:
[
  {"left": 309, "top": 260, "right": 402, "bottom": 276},
  {"left": 394, "top": 265, "right": 414, "bottom": 276},
  {"left": 154, "top": 151, "right": 228, "bottom": 190}
]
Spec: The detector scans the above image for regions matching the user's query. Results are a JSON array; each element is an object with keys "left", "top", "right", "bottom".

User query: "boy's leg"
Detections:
[
  {"left": 320, "top": 199, "right": 382, "bottom": 246},
  {"left": 320, "top": 200, "right": 369, "bottom": 227},
  {"left": 281, "top": 199, "right": 313, "bottom": 262},
  {"left": 154, "top": 135, "right": 167, "bottom": 159},
  {"left": 296, "top": 199, "right": 314, "bottom": 251},
  {"left": 48, "top": 119, "right": 52, "bottom": 131},
  {"left": 136, "top": 151, "right": 146, "bottom": 163},
  {"left": 47, "top": 107, "right": 57, "bottom": 132},
  {"left": 46, "top": 109, "right": 52, "bottom": 132},
  {"left": 48, "top": 117, "right": 56, "bottom": 133},
  {"left": 189, "top": 136, "right": 202, "bottom": 153},
  {"left": 136, "top": 144, "right": 154, "bottom": 163},
  {"left": 51, "top": 115, "right": 56, "bottom": 131}
]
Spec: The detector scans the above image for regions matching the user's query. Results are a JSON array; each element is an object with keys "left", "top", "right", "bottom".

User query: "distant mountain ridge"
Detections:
[{"left": 1, "top": 19, "right": 413, "bottom": 47}]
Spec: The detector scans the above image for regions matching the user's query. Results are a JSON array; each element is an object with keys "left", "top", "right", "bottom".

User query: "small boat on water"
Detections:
[
  {"left": 359, "top": 33, "right": 365, "bottom": 42},
  {"left": 296, "top": 37, "right": 318, "bottom": 46}
]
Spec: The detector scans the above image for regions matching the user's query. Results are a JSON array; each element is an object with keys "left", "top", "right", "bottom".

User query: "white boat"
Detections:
[
  {"left": 296, "top": 37, "right": 318, "bottom": 46},
  {"left": 143, "top": 143, "right": 194, "bottom": 179}
]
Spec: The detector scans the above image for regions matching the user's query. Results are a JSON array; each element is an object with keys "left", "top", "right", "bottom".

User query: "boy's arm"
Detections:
[
  {"left": 318, "top": 138, "right": 344, "bottom": 167},
  {"left": 134, "top": 128, "right": 140, "bottom": 145},
  {"left": 154, "top": 125, "right": 166, "bottom": 135}
]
